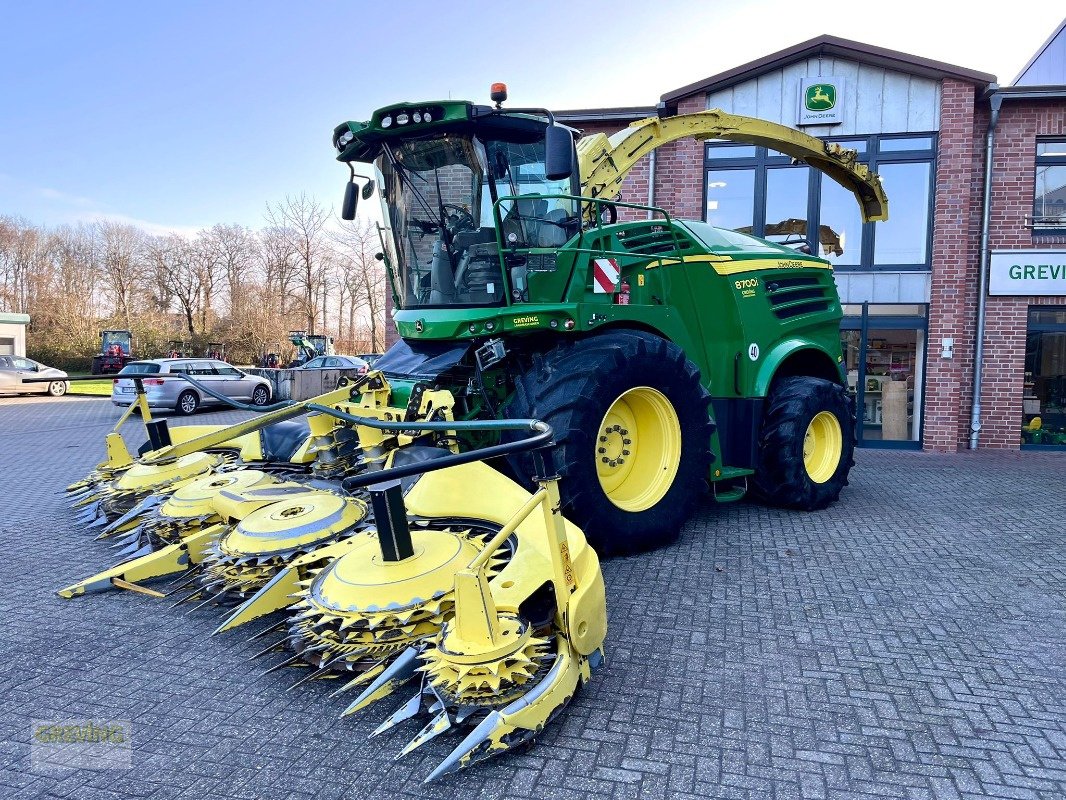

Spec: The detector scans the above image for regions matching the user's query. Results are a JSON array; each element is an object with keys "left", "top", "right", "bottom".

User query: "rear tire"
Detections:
[
  {"left": 176, "top": 390, "right": 199, "bottom": 416},
  {"left": 751, "top": 376, "right": 855, "bottom": 511},
  {"left": 251, "top": 385, "right": 270, "bottom": 407},
  {"left": 505, "top": 331, "right": 713, "bottom": 557}
]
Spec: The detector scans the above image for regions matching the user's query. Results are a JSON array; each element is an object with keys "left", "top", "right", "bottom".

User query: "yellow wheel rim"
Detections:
[
  {"left": 596, "top": 387, "right": 681, "bottom": 512},
  {"left": 803, "top": 411, "right": 843, "bottom": 484}
]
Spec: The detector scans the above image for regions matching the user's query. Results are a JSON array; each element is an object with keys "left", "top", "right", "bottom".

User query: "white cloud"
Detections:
[{"left": 73, "top": 210, "right": 200, "bottom": 238}]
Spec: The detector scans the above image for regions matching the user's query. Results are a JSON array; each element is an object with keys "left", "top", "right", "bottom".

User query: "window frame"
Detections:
[
  {"left": 703, "top": 132, "right": 937, "bottom": 272},
  {"left": 1033, "top": 139, "right": 1066, "bottom": 235}
]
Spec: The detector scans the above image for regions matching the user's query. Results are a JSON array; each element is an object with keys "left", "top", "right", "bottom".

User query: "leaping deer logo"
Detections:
[{"left": 806, "top": 84, "right": 836, "bottom": 110}]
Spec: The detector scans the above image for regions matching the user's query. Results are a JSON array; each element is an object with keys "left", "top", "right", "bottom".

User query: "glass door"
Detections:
[{"left": 841, "top": 304, "right": 928, "bottom": 448}]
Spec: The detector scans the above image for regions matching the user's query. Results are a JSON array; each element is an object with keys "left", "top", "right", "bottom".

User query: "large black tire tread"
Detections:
[
  {"left": 505, "top": 330, "right": 713, "bottom": 557},
  {"left": 751, "top": 376, "right": 855, "bottom": 511}
]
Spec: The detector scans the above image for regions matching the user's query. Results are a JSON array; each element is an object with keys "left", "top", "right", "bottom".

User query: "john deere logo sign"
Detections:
[
  {"left": 798, "top": 76, "right": 844, "bottom": 126},
  {"left": 805, "top": 84, "right": 836, "bottom": 111}
]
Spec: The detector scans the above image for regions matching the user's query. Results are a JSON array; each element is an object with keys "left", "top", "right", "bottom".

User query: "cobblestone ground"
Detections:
[{"left": 1, "top": 395, "right": 1064, "bottom": 800}]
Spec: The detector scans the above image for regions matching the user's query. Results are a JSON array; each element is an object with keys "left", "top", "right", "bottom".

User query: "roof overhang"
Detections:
[
  {"left": 661, "top": 34, "right": 996, "bottom": 107},
  {"left": 996, "top": 85, "right": 1066, "bottom": 101}
]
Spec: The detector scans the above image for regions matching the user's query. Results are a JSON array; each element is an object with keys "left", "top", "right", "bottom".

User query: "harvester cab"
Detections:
[
  {"left": 331, "top": 86, "right": 889, "bottom": 556},
  {"left": 204, "top": 342, "right": 226, "bottom": 361},
  {"left": 90, "top": 329, "right": 133, "bottom": 375}
]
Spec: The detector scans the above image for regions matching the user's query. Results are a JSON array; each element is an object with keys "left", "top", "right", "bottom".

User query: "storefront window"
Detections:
[
  {"left": 704, "top": 134, "right": 934, "bottom": 270},
  {"left": 705, "top": 168, "right": 755, "bottom": 231},
  {"left": 819, "top": 178, "right": 863, "bottom": 265},
  {"left": 873, "top": 162, "right": 931, "bottom": 265},
  {"left": 763, "top": 166, "right": 811, "bottom": 248},
  {"left": 1022, "top": 306, "right": 1066, "bottom": 447},
  {"left": 1034, "top": 140, "right": 1066, "bottom": 231}
]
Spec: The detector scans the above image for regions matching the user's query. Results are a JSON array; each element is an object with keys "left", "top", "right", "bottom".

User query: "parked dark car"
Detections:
[{"left": 299, "top": 355, "right": 369, "bottom": 373}]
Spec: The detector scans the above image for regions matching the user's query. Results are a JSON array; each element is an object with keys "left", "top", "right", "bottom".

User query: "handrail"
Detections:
[{"left": 303, "top": 403, "right": 553, "bottom": 490}]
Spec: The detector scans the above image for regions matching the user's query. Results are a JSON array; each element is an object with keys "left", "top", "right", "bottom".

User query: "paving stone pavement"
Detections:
[{"left": 1, "top": 395, "right": 1064, "bottom": 799}]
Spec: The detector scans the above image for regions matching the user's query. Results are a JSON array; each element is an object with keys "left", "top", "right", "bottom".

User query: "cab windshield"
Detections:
[{"left": 378, "top": 133, "right": 575, "bottom": 309}]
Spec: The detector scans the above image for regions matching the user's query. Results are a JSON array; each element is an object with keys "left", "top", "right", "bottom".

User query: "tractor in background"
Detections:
[
  {"left": 165, "top": 339, "right": 191, "bottom": 358},
  {"left": 90, "top": 330, "right": 133, "bottom": 375},
  {"left": 204, "top": 342, "right": 227, "bottom": 361},
  {"left": 287, "top": 330, "right": 335, "bottom": 367}
]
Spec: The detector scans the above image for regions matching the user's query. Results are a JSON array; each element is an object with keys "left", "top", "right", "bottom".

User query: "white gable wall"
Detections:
[{"left": 706, "top": 57, "right": 941, "bottom": 135}]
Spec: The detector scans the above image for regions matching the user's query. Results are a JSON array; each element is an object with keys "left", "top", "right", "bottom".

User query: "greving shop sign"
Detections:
[{"left": 989, "top": 250, "right": 1066, "bottom": 296}]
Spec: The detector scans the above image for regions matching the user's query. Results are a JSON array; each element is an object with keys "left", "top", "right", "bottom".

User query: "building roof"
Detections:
[
  {"left": 554, "top": 106, "right": 657, "bottom": 124},
  {"left": 1012, "top": 17, "right": 1066, "bottom": 86},
  {"left": 661, "top": 34, "right": 996, "bottom": 105},
  {"left": 0, "top": 312, "right": 30, "bottom": 325}
]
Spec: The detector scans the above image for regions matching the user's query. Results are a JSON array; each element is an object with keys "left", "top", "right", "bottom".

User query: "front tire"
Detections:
[
  {"left": 752, "top": 376, "right": 855, "bottom": 511},
  {"left": 176, "top": 390, "right": 200, "bottom": 416},
  {"left": 505, "top": 331, "right": 713, "bottom": 557},
  {"left": 48, "top": 381, "right": 68, "bottom": 397}
]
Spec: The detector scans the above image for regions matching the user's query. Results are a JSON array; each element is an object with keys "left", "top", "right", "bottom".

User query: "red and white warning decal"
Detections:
[{"left": 592, "top": 258, "right": 619, "bottom": 293}]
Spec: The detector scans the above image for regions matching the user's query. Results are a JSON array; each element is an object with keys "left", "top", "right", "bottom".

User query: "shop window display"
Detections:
[{"left": 1022, "top": 307, "right": 1066, "bottom": 446}]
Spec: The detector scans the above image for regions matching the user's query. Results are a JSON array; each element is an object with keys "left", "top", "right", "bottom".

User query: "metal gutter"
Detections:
[{"left": 969, "top": 85, "right": 1003, "bottom": 450}]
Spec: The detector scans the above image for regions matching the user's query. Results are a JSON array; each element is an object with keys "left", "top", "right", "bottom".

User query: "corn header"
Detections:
[{"left": 60, "top": 373, "right": 605, "bottom": 779}]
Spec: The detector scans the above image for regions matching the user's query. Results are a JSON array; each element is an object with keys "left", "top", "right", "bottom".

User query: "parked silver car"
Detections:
[
  {"left": 111, "top": 359, "right": 272, "bottom": 415},
  {"left": 0, "top": 356, "right": 69, "bottom": 396}
]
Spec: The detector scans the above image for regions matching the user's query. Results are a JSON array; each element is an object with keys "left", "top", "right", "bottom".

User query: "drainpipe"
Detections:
[
  {"left": 969, "top": 85, "right": 1002, "bottom": 450},
  {"left": 646, "top": 148, "right": 657, "bottom": 220}
]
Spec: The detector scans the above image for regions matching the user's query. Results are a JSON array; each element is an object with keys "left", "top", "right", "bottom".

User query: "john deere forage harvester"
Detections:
[{"left": 59, "top": 87, "right": 887, "bottom": 778}]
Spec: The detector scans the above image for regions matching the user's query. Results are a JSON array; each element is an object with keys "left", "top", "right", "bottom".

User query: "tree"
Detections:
[
  {"left": 331, "top": 220, "right": 388, "bottom": 352},
  {"left": 264, "top": 194, "right": 331, "bottom": 334},
  {"left": 96, "top": 222, "right": 145, "bottom": 330}
]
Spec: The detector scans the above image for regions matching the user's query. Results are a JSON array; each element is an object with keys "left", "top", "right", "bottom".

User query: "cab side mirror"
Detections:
[
  {"left": 545, "top": 125, "right": 575, "bottom": 182},
  {"left": 341, "top": 182, "right": 359, "bottom": 221}
]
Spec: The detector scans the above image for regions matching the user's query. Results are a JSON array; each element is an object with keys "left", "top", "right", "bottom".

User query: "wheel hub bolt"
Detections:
[
  {"left": 608, "top": 460, "right": 618, "bottom": 468},
  {"left": 623, "top": 438, "right": 632, "bottom": 445},
  {"left": 597, "top": 447, "right": 606, "bottom": 454},
  {"left": 622, "top": 449, "right": 630, "bottom": 456},
  {"left": 601, "top": 457, "right": 609, "bottom": 463},
  {"left": 599, "top": 435, "right": 608, "bottom": 443}
]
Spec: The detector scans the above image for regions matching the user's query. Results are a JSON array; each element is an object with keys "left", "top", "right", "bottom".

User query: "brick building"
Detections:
[{"left": 557, "top": 28, "right": 1066, "bottom": 452}]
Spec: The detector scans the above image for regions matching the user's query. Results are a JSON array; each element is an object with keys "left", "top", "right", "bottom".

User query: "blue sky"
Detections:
[{"left": 2, "top": 1, "right": 1062, "bottom": 233}]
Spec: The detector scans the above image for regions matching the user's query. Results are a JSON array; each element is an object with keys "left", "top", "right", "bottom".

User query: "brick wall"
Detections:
[
  {"left": 979, "top": 100, "right": 1066, "bottom": 449},
  {"left": 924, "top": 79, "right": 983, "bottom": 452}
]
